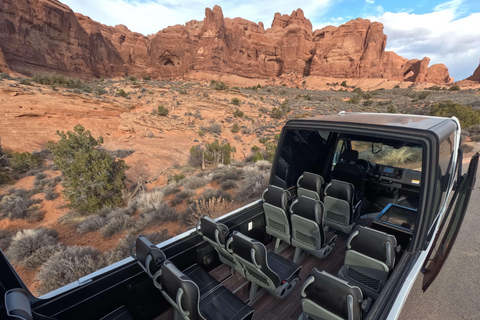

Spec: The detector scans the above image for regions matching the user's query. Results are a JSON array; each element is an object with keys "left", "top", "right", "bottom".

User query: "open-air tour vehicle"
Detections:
[{"left": 2, "top": 112, "right": 478, "bottom": 320}]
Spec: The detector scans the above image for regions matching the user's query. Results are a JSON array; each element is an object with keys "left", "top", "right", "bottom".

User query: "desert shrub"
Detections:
[
  {"left": 341, "top": 81, "right": 347, "bottom": 87},
  {"left": 270, "top": 100, "right": 291, "bottom": 119},
  {"left": 231, "top": 123, "right": 240, "bottom": 133},
  {"left": 347, "top": 97, "right": 359, "bottom": 104},
  {"left": 170, "top": 189, "right": 196, "bottom": 206},
  {"left": 217, "top": 169, "right": 241, "bottom": 183},
  {"left": 157, "top": 105, "right": 169, "bottom": 116},
  {"left": 430, "top": 101, "right": 480, "bottom": 129},
  {"left": 189, "top": 140, "right": 235, "bottom": 166},
  {"left": 118, "top": 89, "right": 128, "bottom": 97},
  {"left": 105, "top": 149, "right": 135, "bottom": 159},
  {"left": 252, "top": 150, "right": 264, "bottom": 162},
  {"left": 213, "top": 81, "right": 228, "bottom": 90},
  {"left": 387, "top": 105, "right": 398, "bottom": 113},
  {"left": 162, "top": 184, "right": 181, "bottom": 196},
  {"left": 236, "top": 163, "right": 270, "bottom": 201},
  {"left": 183, "top": 176, "right": 210, "bottom": 190},
  {"left": 185, "top": 197, "right": 232, "bottom": 226},
  {"left": 101, "top": 212, "right": 137, "bottom": 238},
  {"left": 168, "top": 173, "right": 185, "bottom": 184},
  {"left": 44, "top": 188, "right": 59, "bottom": 200},
  {"left": 10, "top": 152, "right": 42, "bottom": 173},
  {"left": 143, "top": 75, "right": 151, "bottom": 81},
  {"left": 32, "top": 74, "right": 86, "bottom": 89},
  {"left": 233, "top": 108, "right": 243, "bottom": 117},
  {"left": 133, "top": 189, "right": 164, "bottom": 212},
  {"left": 48, "top": 125, "right": 127, "bottom": 214},
  {"left": 232, "top": 98, "right": 241, "bottom": 106},
  {"left": 221, "top": 179, "right": 237, "bottom": 190},
  {"left": 35, "top": 172, "right": 47, "bottom": 180},
  {"left": 138, "top": 202, "right": 178, "bottom": 227},
  {"left": 199, "top": 188, "right": 232, "bottom": 202},
  {"left": 417, "top": 91, "right": 430, "bottom": 100},
  {"left": 7, "top": 229, "right": 59, "bottom": 266},
  {"left": 77, "top": 215, "right": 107, "bottom": 233},
  {"left": 25, "top": 243, "right": 67, "bottom": 268},
  {"left": 201, "top": 123, "right": 222, "bottom": 134},
  {"left": 37, "top": 246, "right": 106, "bottom": 295},
  {"left": 363, "top": 100, "right": 374, "bottom": 106},
  {"left": 462, "top": 144, "right": 474, "bottom": 153},
  {"left": 0, "top": 230, "right": 14, "bottom": 251},
  {"left": 0, "top": 191, "right": 42, "bottom": 220},
  {"left": 448, "top": 85, "right": 460, "bottom": 91}
]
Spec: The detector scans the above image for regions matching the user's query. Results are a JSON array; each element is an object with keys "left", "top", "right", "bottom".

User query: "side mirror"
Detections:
[{"left": 372, "top": 143, "right": 382, "bottom": 154}]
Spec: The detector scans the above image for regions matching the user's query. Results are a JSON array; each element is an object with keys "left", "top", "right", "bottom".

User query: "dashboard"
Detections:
[{"left": 367, "top": 163, "right": 422, "bottom": 187}]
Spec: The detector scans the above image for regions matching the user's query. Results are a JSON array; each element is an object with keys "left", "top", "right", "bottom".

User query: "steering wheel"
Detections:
[{"left": 356, "top": 159, "right": 371, "bottom": 172}]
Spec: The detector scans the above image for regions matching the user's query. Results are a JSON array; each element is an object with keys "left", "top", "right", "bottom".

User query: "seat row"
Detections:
[
  {"left": 196, "top": 216, "right": 302, "bottom": 301},
  {"left": 264, "top": 172, "right": 362, "bottom": 257},
  {"left": 134, "top": 235, "right": 254, "bottom": 320}
]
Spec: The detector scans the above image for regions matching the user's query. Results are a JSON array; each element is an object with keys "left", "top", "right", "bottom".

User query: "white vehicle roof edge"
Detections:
[
  {"left": 387, "top": 116, "right": 461, "bottom": 320},
  {"left": 38, "top": 199, "right": 262, "bottom": 299}
]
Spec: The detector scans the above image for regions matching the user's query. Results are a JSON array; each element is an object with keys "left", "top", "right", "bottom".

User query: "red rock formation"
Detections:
[
  {"left": 0, "top": 47, "right": 10, "bottom": 73},
  {"left": 0, "top": 1, "right": 453, "bottom": 84},
  {"left": 467, "top": 61, "right": 480, "bottom": 82}
]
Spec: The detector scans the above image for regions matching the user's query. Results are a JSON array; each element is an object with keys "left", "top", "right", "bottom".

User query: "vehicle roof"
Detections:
[{"left": 300, "top": 112, "right": 456, "bottom": 131}]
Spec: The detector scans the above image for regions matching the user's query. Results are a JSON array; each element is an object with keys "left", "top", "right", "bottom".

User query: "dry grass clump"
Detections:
[
  {"left": 133, "top": 189, "right": 165, "bottom": 212},
  {"left": 183, "top": 176, "right": 211, "bottom": 190},
  {"left": 0, "top": 189, "right": 43, "bottom": 221},
  {"left": 199, "top": 188, "right": 232, "bottom": 202},
  {"left": 185, "top": 197, "right": 232, "bottom": 226},
  {"left": 235, "top": 162, "right": 271, "bottom": 202},
  {"left": 170, "top": 188, "right": 196, "bottom": 206},
  {"left": 100, "top": 211, "right": 137, "bottom": 238},
  {"left": 221, "top": 179, "right": 237, "bottom": 190},
  {"left": 37, "top": 246, "right": 106, "bottom": 295},
  {"left": 0, "top": 230, "right": 14, "bottom": 251},
  {"left": 7, "top": 228, "right": 59, "bottom": 267}
]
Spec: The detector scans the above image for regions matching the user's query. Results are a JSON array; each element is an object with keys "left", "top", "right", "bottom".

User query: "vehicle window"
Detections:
[{"left": 354, "top": 141, "right": 423, "bottom": 171}]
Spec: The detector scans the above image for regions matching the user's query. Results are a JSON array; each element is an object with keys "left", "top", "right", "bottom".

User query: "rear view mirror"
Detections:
[{"left": 372, "top": 143, "right": 382, "bottom": 154}]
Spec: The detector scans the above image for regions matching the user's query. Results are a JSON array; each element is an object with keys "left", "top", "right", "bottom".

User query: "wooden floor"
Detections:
[{"left": 154, "top": 232, "right": 349, "bottom": 320}]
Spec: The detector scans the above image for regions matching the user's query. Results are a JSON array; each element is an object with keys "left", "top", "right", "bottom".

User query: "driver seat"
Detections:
[{"left": 333, "top": 149, "right": 366, "bottom": 202}]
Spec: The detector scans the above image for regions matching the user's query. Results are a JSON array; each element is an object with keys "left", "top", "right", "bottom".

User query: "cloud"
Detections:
[
  {"left": 366, "top": 0, "right": 375, "bottom": 4},
  {"left": 367, "top": 1, "right": 480, "bottom": 80},
  {"left": 61, "top": 0, "right": 332, "bottom": 35}
]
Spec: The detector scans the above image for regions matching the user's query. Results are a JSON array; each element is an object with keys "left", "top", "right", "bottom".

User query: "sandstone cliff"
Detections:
[{"left": 0, "top": 0, "right": 452, "bottom": 84}]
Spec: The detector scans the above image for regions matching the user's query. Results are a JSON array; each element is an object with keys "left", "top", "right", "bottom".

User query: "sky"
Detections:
[{"left": 61, "top": 0, "right": 480, "bottom": 80}]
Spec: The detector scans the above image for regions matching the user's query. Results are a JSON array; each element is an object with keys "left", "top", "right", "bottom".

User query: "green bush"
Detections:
[
  {"left": 231, "top": 123, "right": 240, "bottom": 133},
  {"left": 363, "top": 100, "right": 374, "bottom": 106},
  {"left": 118, "top": 89, "right": 128, "bottom": 97},
  {"left": 32, "top": 74, "right": 86, "bottom": 89},
  {"left": 347, "top": 97, "right": 359, "bottom": 104},
  {"left": 10, "top": 152, "right": 42, "bottom": 173},
  {"left": 214, "top": 81, "right": 228, "bottom": 90},
  {"left": 430, "top": 101, "right": 480, "bottom": 129},
  {"left": 448, "top": 85, "right": 460, "bottom": 91},
  {"left": 232, "top": 98, "right": 241, "bottom": 106},
  {"left": 157, "top": 105, "right": 169, "bottom": 116},
  {"left": 142, "top": 75, "right": 151, "bottom": 81},
  {"left": 387, "top": 105, "right": 398, "bottom": 113},
  {"left": 252, "top": 150, "right": 264, "bottom": 162},
  {"left": 48, "top": 125, "right": 127, "bottom": 214},
  {"left": 189, "top": 140, "right": 235, "bottom": 166},
  {"left": 233, "top": 108, "right": 244, "bottom": 117},
  {"left": 341, "top": 81, "right": 347, "bottom": 87}
]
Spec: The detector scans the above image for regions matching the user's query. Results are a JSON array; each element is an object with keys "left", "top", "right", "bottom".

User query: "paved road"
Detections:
[{"left": 399, "top": 168, "right": 480, "bottom": 320}]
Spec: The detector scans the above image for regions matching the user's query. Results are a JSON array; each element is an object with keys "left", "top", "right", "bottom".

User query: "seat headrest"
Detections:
[
  {"left": 5, "top": 289, "right": 33, "bottom": 320},
  {"left": 230, "top": 231, "right": 280, "bottom": 287},
  {"left": 291, "top": 196, "right": 322, "bottom": 224},
  {"left": 297, "top": 172, "right": 324, "bottom": 193},
  {"left": 301, "top": 269, "right": 363, "bottom": 320},
  {"left": 135, "top": 235, "right": 166, "bottom": 277},
  {"left": 262, "top": 185, "right": 288, "bottom": 210},
  {"left": 340, "top": 149, "right": 359, "bottom": 163},
  {"left": 161, "top": 260, "right": 201, "bottom": 320},
  {"left": 325, "top": 180, "right": 354, "bottom": 203},
  {"left": 200, "top": 216, "right": 229, "bottom": 246},
  {"left": 347, "top": 226, "right": 397, "bottom": 268}
]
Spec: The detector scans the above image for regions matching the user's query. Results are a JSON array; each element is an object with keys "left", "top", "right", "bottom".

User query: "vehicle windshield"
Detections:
[{"left": 352, "top": 141, "right": 423, "bottom": 171}]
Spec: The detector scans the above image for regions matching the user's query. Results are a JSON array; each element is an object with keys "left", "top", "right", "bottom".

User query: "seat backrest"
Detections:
[
  {"left": 160, "top": 260, "right": 204, "bottom": 320},
  {"left": 134, "top": 235, "right": 167, "bottom": 278},
  {"left": 262, "top": 185, "right": 291, "bottom": 243},
  {"left": 340, "top": 149, "right": 359, "bottom": 163},
  {"left": 230, "top": 231, "right": 280, "bottom": 290},
  {"left": 324, "top": 180, "right": 355, "bottom": 226},
  {"left": 347, "top": 226, "right": 397, "bottom": 270},
  {"left": 5, "top": 288, "right": 33, "bottom": 320},
  {"left": 197, "top": 216, "right": 242, "bottom": 272},
  {"left": 301, "top": 269, "right": 363, "bottom": 320},
  {"left": 297, "top": 172, "right": 325, "bottom": 201},
  {"left": 290, "top": 196, "right": 325, "bottom": 250},
  {"left": 333, "top": 149, "right": 365, "bottom": 193}
]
